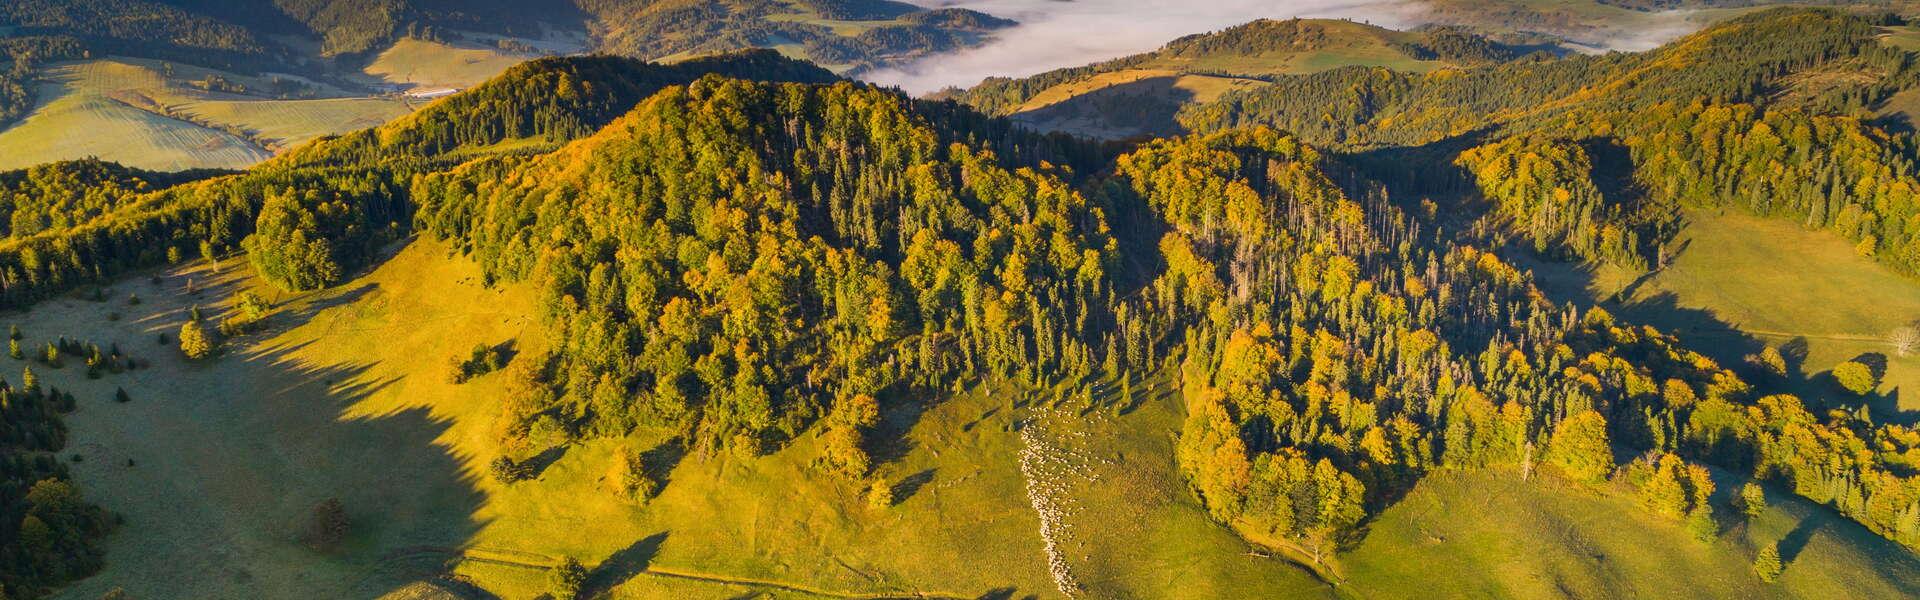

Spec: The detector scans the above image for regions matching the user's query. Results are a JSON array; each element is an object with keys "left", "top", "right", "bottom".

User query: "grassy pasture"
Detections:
[
  {"left": 1528, "top": 209, "right": 1920, "bottom": 415},
  {"left": 1345, "top": 468, "right": 1920, "bottom": 599},
  {"left": 0, "top": 61, "right": 271, "bottom": 171},
  {"left": 363, "top": 39, "right": 535, "bottom": 91},
  {"left": 175, "top": 97, "right": 411, "bottom": 151},
  {"left": 0, "top": 57, "right": 417, "bottom": 169},
  {"left": 37, "top": 240, "right": 1333, "bottom": 599}
]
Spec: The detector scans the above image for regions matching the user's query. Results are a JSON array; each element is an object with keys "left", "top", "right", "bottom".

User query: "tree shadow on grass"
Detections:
[
  {"left": 56, "top": 279, "right": 495, "bottom": 598},
  {"left": 577, "top": 532, "right": 668, "bottom": 599},
  {"left": 889, "top": 468, "right": 936, "bottom": 505},
  {"left": 520, "top": 445, "right": 570, "bottom": 481}
]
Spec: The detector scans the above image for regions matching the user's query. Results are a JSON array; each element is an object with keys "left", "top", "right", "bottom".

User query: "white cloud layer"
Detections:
[
  {"left": 862, "top": 0, "right": 1712, "bottom": 94},
  {"left": 864, "top": 0, "right": 1421, "bottom": 94}
]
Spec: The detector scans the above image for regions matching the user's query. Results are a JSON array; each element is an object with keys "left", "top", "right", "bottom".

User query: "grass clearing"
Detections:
[
  {"left": 1344, "top": 468, "right": 1920, "bottom": 599},
  {"left": 364, "top": 39, "right": 535, "bottom": 91},
  {"left": 0, "top": 57, "right": 418, "bottom": 168},
  {"left": 1528, "top": 209, "right": 1920, "bottom": 414},
  {"left": 175, "top": 97, "right": 412, "bottom": 151}
]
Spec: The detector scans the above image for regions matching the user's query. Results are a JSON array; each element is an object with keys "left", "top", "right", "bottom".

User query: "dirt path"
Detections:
[{"left": 386, "top": 546, "right": 974, "bottom": 599}]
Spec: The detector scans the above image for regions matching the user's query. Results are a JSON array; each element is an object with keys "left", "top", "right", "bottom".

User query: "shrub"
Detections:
[{"left": 1831, "top": 361, "right": 1877, "bottom": 396}]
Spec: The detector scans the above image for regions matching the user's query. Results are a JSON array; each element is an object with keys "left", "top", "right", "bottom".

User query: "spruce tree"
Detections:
[{"left": 1753, "top": 541, "right": 1783, "bottom": 583}]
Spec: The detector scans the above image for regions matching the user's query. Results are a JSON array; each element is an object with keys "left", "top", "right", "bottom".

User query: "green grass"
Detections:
[
  {"left": 29, "top": 235, "right": 1920, "bottom": 599},
  {"left": 1344, "top": 468, "right": 1920, "bottom": 599},
  {"left": 363, "top": 39, "right": 534, "bottom": 91},
  {"left": 176, "top": 97, "right": 412, "bottom": 151},
  {"left": 1528, "top": 209, "right": 1920, "bottom": 413},
  {"left": 0, "top": 61, "right": 271, "bottom": 171},
  {"left": 0, "top": 57, "right": 418, "bottom": 169}
]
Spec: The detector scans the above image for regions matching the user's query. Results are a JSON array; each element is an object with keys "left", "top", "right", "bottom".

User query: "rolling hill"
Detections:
[
  {"left": 1, "top": 5, "right": 1919, "bottom": 600},
  {"left": 950, "top": 18, "right": 1528, "bottom": 139}
]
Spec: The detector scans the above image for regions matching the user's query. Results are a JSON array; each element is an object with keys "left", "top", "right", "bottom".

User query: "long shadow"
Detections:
[
  {"left": 889, "top": 468, "right": 936, "bottom": 505},
  {"left": 639, "top": 438, "right": 687, "bottom": 491},
  {"left": 50, "top": 257, "right": 492, "bottom": 598},
  {"left": 521, "top": 445, "right": 569, "bottom": 481},
  {"left": 1009, "top": 75, "right": 1198, "bottom": 140},
  {"left": 577, "top": 532, "right": 668, "bottom": 599}
]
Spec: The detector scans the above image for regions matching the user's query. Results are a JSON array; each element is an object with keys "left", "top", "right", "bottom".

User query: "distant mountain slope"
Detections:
[{"left": 949, "top": 18, "right": 1527, "bottom": 140}]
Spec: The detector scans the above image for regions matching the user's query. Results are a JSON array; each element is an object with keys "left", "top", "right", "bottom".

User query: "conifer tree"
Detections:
[{"left": 1753, "top": 541, "right": 1783, "bottom": 583}]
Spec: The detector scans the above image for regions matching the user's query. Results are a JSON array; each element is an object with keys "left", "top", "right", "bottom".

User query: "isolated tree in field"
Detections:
[
  {"left": 1686, "top": 505, "right": 1718, "bottom": 542},
  {"left": 1892, "top": 325, "right": 1919, "bottom": 357},
  {"left": 22, "top": 366, "right": 36, "bottom": 390},
  {"left": 178, "top": 321, "right": 215, "bottom": 359},
  {"left": 867, "top": 479, "right": 893, "bottom": 509},
  {"left": 113, "top": 387, "right": 130, "bottom": 403},
  {"left": 7, "top": 339, "right": 19, "bottom": 360},
  {"left": 607, "top": 445, "right": 657, "bottom": 502},
  {"left": 1739, "top": 482, "right": 1767, "bottom": 519},
  {"left": 1831, "top": 361, "right": 1877, "bottom": 395},
  {"left": 1749, "top": 345, "right": 1788, "bottom": 379},
  {"left": 1548, "top": 410, "right": 1613, "bottom": 484},
  {"left": 548, "top": 556, "right": 586, "bottom": 599},
  {"left": 42, "top": 342, "right": 59, "bottom": 367},
  {"left": 490, "top": 456, "right": 530, "bottom": 484},
  {"left": 303, "top": 498, "right": 349, "bottom": 551},
  {"left": 822, "top": 394, "right": 881, "bottom": 477},
  {"left": 1754, "top": 541, "right": 1783, "bottom": 582}
]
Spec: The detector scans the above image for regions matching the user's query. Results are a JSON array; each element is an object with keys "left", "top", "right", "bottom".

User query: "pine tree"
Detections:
[
  {"left": 8, "top": 339, "right": 20, "bottom": 360},
  {"left": 1547, "top": 410, "right": 1613, "bottom": 484},
  {"left": 114, "top": 387, "right": 130, "bottom": 403},
  {"left": 178, "top": 321, "right": 215, "bottom": 360},
  {"left": 1739, "top": 482, "right": 1767, "bottom": 519},
  {"left": 1753, "top": 541, "right": 1783, "bottom": 583},
  {"left": 548, "top": 557, "right": 586, "bottom": 599}
]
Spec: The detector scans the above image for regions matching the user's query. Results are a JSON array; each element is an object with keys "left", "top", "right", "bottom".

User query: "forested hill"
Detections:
[
  {"left": 5, "top": 6, "right": 1920, "bottom": 598},
  {"left": 955, "top": 18, "right": 1528, "bottom": 119},
  {"left": 945, "top": 18, "right": 1529, "bottom": 140},
  {"left": 1174, "top": 9, "right": 1920, "bottom": 279},
  {"left": 273, "top": 50, "right": 841, "bottom": 170}
]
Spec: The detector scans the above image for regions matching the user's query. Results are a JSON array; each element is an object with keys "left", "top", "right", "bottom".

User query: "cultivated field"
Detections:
[
  {"left": 0, "top": 61, "right": 270, "bottom": 171},
  {"left": 0, "top": 58, "right": 416, "bottom": 169}
]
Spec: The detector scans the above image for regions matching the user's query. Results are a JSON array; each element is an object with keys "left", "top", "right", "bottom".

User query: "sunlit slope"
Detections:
[
  {"left": 1345, "top": 469, "right": 1920, "bottom": 599},
  {"left": 0, "top": 58, "right": 413, "bottom": 169},
  {"left": 0, "top": 61, "right": 270, "bottom": 171},
  {"left": 36, "top": 241, "right": 1328, "bottom": 599},
  {"left": 1530, "top": 210, "right": 1920, "bottom": 414}
]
